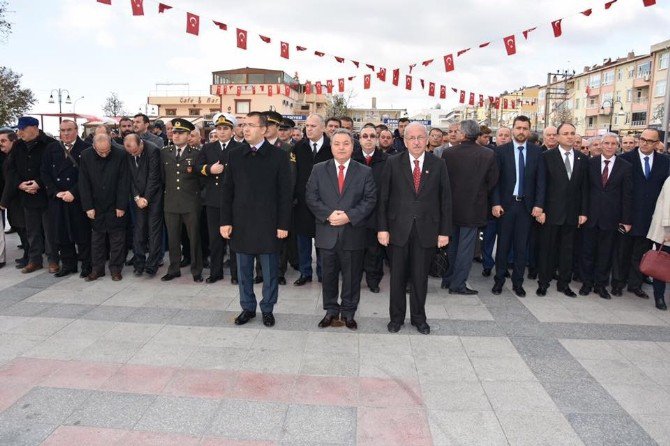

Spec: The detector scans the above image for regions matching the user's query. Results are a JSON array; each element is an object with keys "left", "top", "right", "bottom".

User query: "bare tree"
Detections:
[
  {"left": 0, "top": 1, "right": 11, "bottom": 41},
  {"left": 551, "top": 104, "right": 573, "bottom": 126},
  {"left": 326, "top": 90, "right": 356, "bottom": 117},
  {"left": 102, "top": 92, "right": 126, "bottom": 117},
  {"left": 0, "top": 66, "right": 35, "bottom": 126}
]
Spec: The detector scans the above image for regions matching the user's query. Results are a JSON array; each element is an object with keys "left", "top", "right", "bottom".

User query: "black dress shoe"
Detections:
[
  {"left": 611, "top": 286, "right": 623, "bottom": 297},
  {"left": 412, "top": 321, "right": 430, "bottom": 335},
  {"left": 513, "top": 286, "right": 526, "bottom": 297},
  {"left": 231, "top": 277, "right": 238, "bottom": 285},
  {"left": 80, "top": 269, "right": 91, "bottom": 278},
  {"left": 234, "top": 310, "right": 256, "bottom": 325},
  {"left": 342, "top": 317, "right": 357, "bottom": 330},
  {"left": 193, "top": 274, "right": 203, "bottom": 283},
  {"left": 492, "top": 282, "right": 503, "bottom": 295},
  {"left": 180, "top": 258, "right": 191, "bottom": 268},
  {"left": 161, "top": 272, "right": 181, "bottom": 281},
  {"left": 254, "top": 276, "right": 263, "bottom": 284},
  {"left": 482, "top": 268, "right": 491, "bottom": 277},
  {"left": 54, "top": 268, "right": 76, "bottom": 278},
  {"left": 628, "top": 288, "right": 649, "bottom": 299},
  {"left": 596, "top": 287, "right": 611, "bottom": 300},
  {"left": 369, "top": 286, "right": 380, "bottom": 293},
  {"left": 205, "top": 276, "right": 222, "bottom": 284},
  {"left": 294, "top": 276, "right": 312, "bottom": 286},
  {"left": 449, "top": 287, "right": 478, "bottom": 295},
  {"left": 528, "top": 269, "right": 538, "bottom": 280},
  {"left": 387, "top": 321, "right": 403, "bottom": 333},
  {"left": 318, "top": 314, "right": 336, "bottom": 328},
  {"left": 15, "top": 260, "right": 28, "bottom": 269},
  {"left": 125, "top": 255, "right": 136, "bottom": 266},
  {"left": 278, "top": 276, "right": 286, "bottom": 285},
  {"left": 579, "top": 285, "right": 591, "bottom": 296},
  {"left": 133, "top": 269, "right": 143, "bottom": 277},
  {"left": 559, "top": 286, "right": 577, "bottom": 298},
  {"left": 656, "top": 298, "right": 667, "bottom": 311},
  {"left": 536, "top": 285, "right": 548, "bottom": 296},
  {"left": 0, "top": 262, "right": 5, "bottom": 269},
  {"left": 145, "top": 269, "right": 157, "bottom": 277},
  {"left": 262, "top": 312, "right": 275, "bottom": 327}
]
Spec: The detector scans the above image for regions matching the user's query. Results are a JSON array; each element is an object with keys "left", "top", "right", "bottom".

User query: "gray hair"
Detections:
[
  {"left": 589, "top": 136, "right": 602, "bottom": 144},
  {"left": 459, "top": 120, "right": 480, "bottom": 140},
  {"left": 331, "top": 128, "right": 354, "bottom": 145},
  {"left": 404, "top": 121, "right": 427, "bottom": 137},
  {"left": 307, "top": 114, "right": 325, "bottom": 125},
  {"left": 601, "top": 132, "right": 619, "bottom": 144}
]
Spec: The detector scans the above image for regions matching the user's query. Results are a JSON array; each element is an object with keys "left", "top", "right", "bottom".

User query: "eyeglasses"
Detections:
[
  {"left": 405, "top": 136, "right": 427, "bottom": 142},
  {"left": 639, "top": 137, "right": 659, "bottom": 144},
  {"left": 360, "top": 134, "right": 377, "bottom": 139}
]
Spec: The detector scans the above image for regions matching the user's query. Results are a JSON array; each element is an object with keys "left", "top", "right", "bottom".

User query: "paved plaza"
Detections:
[{"left": 0, "top": 232, "right": 669, "bottom": 445}]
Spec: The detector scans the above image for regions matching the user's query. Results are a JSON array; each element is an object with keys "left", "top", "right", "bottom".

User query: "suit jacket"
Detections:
[
  {"left": 538, "top": 147, "right": 589, "bottom": 226},
  {"left": 160, "top": 145, "right": 202, "bottom": 213},
  {"left": 127, "top": 143, "right": 162, "bottom": 203},
  {"left": 220, "top": 140, "right": 292, "bottom": 254},
  {"left": 442, "top": 141, "right": 499, "bottom": 227},
  {"left": 620, "top": 149, "right": 670, "bottom": 236},
  {"left": 378, "top": 151, "right": 452, "bottom": 248},
  {"left": 491, "top": 142, "right": 545, "bottom": 215},
  {"left": 585, "top": 155, "right": 633, "bottom": 230},
  {"left": 305, "top": 159, "right": 377, "bottom": 250},
  {"left": 352, "top": 148, "right": 388, "bottom": 229},
  {"left": 293, "top": 135, "right": 333, "bottom": 236},
  {"left": 196, "top": 139, "right": 242, "bottom": 208}
]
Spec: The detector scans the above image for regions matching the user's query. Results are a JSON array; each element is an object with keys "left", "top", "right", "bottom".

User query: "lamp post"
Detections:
[
  {"left": 72, "top": 96, "right": 85, "bottom": 115},
  {"left": 48, "top": 89, "right": 72, "bottom": 123},
  {"left": 600, "top": 99, "right": 624, "bottom": 133}
]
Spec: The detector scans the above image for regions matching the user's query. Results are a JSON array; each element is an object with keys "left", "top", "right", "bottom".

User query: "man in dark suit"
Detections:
[
  {"left": 306, "top": 129, "right": 377, "bottom": 330},
  {"left": 352, "top": 124, "right": 388, "bottom": 293},
  {"left": 40, "top": 120, "right": 92, "bottom": 278},
  {"left": 378, "top": 122, "right": 452, "bottom": 335},
  {"left": 491, "top": 115, "right": 545, "bottom": 297},
  {"left": 613, "top": 128, "right": 670, "bottom": 298},
  {"left": 197, "top": 113, "right": 241, "bottom": 284},
  {"left": 220, "top": 111, "right": 292, "bottom": 328},
  {"left": 579, "top": 133, "right": 633, "bottom": 299},
  {"left": 293, "top": 114, "right": 333, "bottom": 285},
  {"left": 124, "top": 133, "right": 163, "bottom": 277},
  {"left": 535, "top": 122, "right": 589, "bottom": 297},
  {"left": 441, "top": 120, "right": 498, "bottom": 294}
]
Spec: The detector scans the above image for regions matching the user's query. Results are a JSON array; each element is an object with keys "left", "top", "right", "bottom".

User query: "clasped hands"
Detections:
[{"left": 328, "top": 210, "right": 350, "bottom": 226}]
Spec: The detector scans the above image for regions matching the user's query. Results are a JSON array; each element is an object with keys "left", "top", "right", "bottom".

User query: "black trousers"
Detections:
[
  {"left": 628, "top": 235, "right": 652, "bottom": 290},
  {"left": 389, "top": 222, "right": 433, "bottom": 325},
  {"left": 321, "top": 238, "right": 364, "bottom": 319},
  {"left": 24, "top": 207, "right": 56, "bottom": 264},
  {"left": 580, "top": 227, "right": 616, "bottom": 288},
  {"left": 538, "top": 223, "right": 576, "bottom": 288},
  {"left": 59, "top": 236, "right": 91, "bottom": 272},
  {"left": 494, "top": 200, "right": 532, "bottom": 286},
  {"left": 165, "top": 210, "right": 202, "bottom": 276},
  {"left": 362, "top": 228, "right": 384, "bottom": 287},
  {"left": 133, "top": 203, "right": 164, "bottom": 273},
  {"left": 206, "top": 206, "right": 226, "bottom": 278},
  {"left": 91, "top": 229, "right": 125, "bottom": 274}
]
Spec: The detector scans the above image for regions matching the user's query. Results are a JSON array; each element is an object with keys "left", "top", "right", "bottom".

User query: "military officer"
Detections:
[{"left": 160, "top": 118, "right": 204, "bottom": 282}]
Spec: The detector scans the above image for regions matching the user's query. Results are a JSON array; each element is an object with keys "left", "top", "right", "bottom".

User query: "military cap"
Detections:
[
  {"left": 262, "top": 110, "right": 284, "bottom": 126},
  {"left": 279, "top": 117, "right": 296, "bottom": 129},
  {"left": 171, "top": 118, "right": 195, "bottom": 133},
  {"left": 17, "top": 116, "right": 40, "bottom": 129},
  {"left": 215, "top": 113, "right": 237, "bottom": 128}
]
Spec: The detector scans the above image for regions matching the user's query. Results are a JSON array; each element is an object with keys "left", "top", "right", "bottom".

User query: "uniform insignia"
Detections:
[{"left": 290, "top": 152, "right": 296, "bottom": 163}]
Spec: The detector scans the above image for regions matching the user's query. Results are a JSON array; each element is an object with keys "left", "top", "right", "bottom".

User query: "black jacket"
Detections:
[
  {"left": 352, "top": 148, "right": 387, "bottom": 229},
  {"left": 196, "top": 139, "right": 242, "bottom": 208},
  {"left": 537, "top": 147, "right": 589, "bottom": 226},
  {"left": 293, "top": 135, "right": 333, "bottom": 236},
  {"left": 585, "top": 155, "right": 633, "bottom": 230},
  {"left": 128, "top": 143, "right": 162, "bottom": 203}
]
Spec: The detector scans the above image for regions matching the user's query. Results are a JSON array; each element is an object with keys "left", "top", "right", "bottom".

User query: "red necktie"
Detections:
[
  {"left": 338, "top": 164, "right": 345, "bottom": 194},
  {"left": 413, "top": 159, "right": 421, "bottom": 193},
  {"left": 365, "top": 155, "right": 372, "bottom": 166},
  {"left": 602, "top": 159, "right": 610, "bottom": 187}
]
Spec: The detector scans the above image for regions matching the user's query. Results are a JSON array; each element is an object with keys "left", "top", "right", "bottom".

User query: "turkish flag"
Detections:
[
  {"left": 405, "top": 75, "right": 412, "bottom": 90},
  {"left": 479, "top": 42, "right": 490, "bottom": 48},
  {"left": 305, "top": 82, "right": 311, "bottom": 95},
  {"left": 494, "top": 97, "right": 500, "bottom": 108},
  {"left": 522, "top": 27, "right": 536, "bottom": 39},
  {"left": 444, "top": 54, "right": 454, "bottom": 72},
  {"left": 457, "top": 48, "right": 470, "bottom": 57},
  {"left": 284, "top": 85, "right": 290, "bottom": 96},
  {"left": 338, "top": 78, "right": 345, "bottom": 92},
  {"left": 503, "top": 35, "right": 516, "bottom": 55},
  {"left": 581, "top": 8, "right": 592, "bottom": 16},
  {"left": 451, "top": 88, "right": 458, "bottom": 93},
  {"left": 212, "top": 21, "right": 227, "bottom": 30},
  {"left": 296, "top": 46, "right": 307, "bottom": 51},
  {"left": 459, "top": 90, "right": 465, "bottom": 103},
  {"left": 315, "top": 82, "right": 322, "bottom": 95},
  {"left": 236, "top": 86, "right": 241, "bottom": 97},
  {"left": 252, "top": 86, "right": 256, "bottom": 95},
  {"left": 428, "top": 82, "right": 435, "bottom": 97},
  {"left": 276, "top": 85, "right": 280, "bottom": 94},
  {"left": 479, "top": 95, "right": 484, "bottom": 107},
  {"left": 551, "top": 19, "right": 563, "bottom": 37},
  {"left": 643, "top": 0, "right": 656, "bottom": 6},
  {"left": 130, "top": 0, "right": 144, "bottom": 16},
  {"left": 351, "top": 60, "right": 360, "bottom": 68},
  {"left": 605, "top": 0, "right": 618, "bottom": 9},
  {"left": 259, "top": 35, "right": 271, "bottom": 43},
  {"left": 439, "top": 86, "right": 446, "bottom": 99},
  {"left": 419, "top": 79, "right": 425, "bottom": 89},
  {"left": 326, "top": 80, "right": 333, "bottom": 93},
  {"left": 314, "top": 51, "right": 325, "bottom": 57},
  {"left": 280, "top": 42, "right": 289, "bottom": 59},
  {"left": 503, "top": 99, "right": 509, "bottom": 109},
  {"left": 469, "top": 92, "right": 475, "bottom": 106},
  {"left": 97, "top": 0, "right": 112, "bottom": 4},
  {"left": 409, "top": 64, "right": 416, "bottom": 74},
  {"left": 335, "top": 56, "right": 344, "bottom": 63},
  {"left": 366, "top": 64, "right": 375, "bottom": 71},
  {"left": 158, "top": 3, "right": 171, "bottom": 13},
  {"left": 186, "top": 13, "right": 199, "bottom": 35},
  {"left": 363, "top": 75, "right": 371, "bottom": 90},
  {"left": 377, "top": 68, "right": 386, "bottom": 81},
  {"left": 236, "top": 28, "right": 247, "bottom": 49},
  {"left": 422, "top": 59, "right": 434, "bottom": 67},
  {"left": 392, "top": 69, "right": 399, "bottom": 86},
  {"left": 268, "top": 85, "right": 273, "bottom": 97}
]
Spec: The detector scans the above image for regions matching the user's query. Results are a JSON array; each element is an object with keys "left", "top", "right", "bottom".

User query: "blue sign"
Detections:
[
  {"left": 383, "top": 119, "right": 431, "bottom": 126},
  {"left": 284, "top": 114, "right": 308, "bottom": 122}
]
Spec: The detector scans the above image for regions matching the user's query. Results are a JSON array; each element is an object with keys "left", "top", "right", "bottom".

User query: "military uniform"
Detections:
[{"left": 161, "top": 119, "right": 203, "bottom": 279}]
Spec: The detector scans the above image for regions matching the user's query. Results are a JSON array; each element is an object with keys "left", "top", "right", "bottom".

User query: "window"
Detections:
[
  {"left": 628, "top": 67, "right": 635, "bottom": 79},
  {"left": 588, "top": 116, "right": 595, "bottom": 127},
  {"left": 234, "top": 100, "right": 250, "bottom": 114},
  {"left": 617, "top": 69, "right": 623, "bottom": 81},
  {"left": 589, "top": 74, "right": 601, "bottom": 88},
  {"left": 637, "top": 61, "right": 651, "bottom": 78},
  {"left": 632, "top": 112, "right": 647, "bottom": 126},
  {"left": 588, "top": 97, "right": 597, "bottom": 107},
  {"left": 660, "top": 52, "right": 669, "bottom": 70},
  {"left": 602, "top": 92, "right": 613, "bottom": 104},
  {"left": 626, "top": 89, "right": 633, "bottom": 102},
  {"left": 165, "top": 109, "right": 177, "bottom": 116},
  {"left": 636, "top": 89, "right": 648, "bottom": 103},
  {"left": 188, "top": 108, "right": 201, "bottom": 116},
  {"left": 603, "top": 70, "right": 614, "bottom": 85},
  {"left": 615, "top": 91, "right": 622, "bottom": 102},
  {"left": 654, "top": 79, "right": 667, "bottom": 97}
]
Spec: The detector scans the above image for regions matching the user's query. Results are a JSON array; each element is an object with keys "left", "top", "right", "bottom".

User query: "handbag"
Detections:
[
  {"left": 639, "top": 243, "right": 670, "bottom": 283},
  {"left": 429, "top": 247, "right": 450, "bottom": 278}
]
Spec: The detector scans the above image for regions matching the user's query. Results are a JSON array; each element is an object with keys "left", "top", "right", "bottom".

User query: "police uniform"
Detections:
[{"left": 161, "top": 118, "right": 203, "bottom": 281}]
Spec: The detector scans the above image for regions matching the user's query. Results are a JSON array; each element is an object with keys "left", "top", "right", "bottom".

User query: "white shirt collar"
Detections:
[
  {"left": 559, "top": 146, "right": 573, "bottom": 157},
  {"left": 310, "top": 135, "right": 325, "bottom": 152},
  {"left": 639, "top": 150, "right": 654, "bottom": 162}
]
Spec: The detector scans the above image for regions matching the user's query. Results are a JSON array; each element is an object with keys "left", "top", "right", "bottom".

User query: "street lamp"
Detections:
[
  {"left": 600, "top": 99, "right": 624, "bottom": 132},
  {"left": 48, "top": 88, "right": 72, "bottom": 123},
  {"left": 72, "top": 96, "right": 85, "bottom": 115}
]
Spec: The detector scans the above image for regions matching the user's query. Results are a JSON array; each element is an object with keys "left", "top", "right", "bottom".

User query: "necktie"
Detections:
[
  {"left": 413, "top": 159, "right": 421, "bottom": 193},
  {"left": 221, "top": 142, "right": 226, "bottom": 151},
  {"left": 312, "top": 143, "right": 318, "bottom": 157},
  {"left": 176, "top": 148, "right": 182, "bottom": 160},
  {"left": 564, "top": 152, "right": 572, "bottom": 179},
  {"left": 602, "top": 159, "right": 610, "bottom": 187},
  {"left": 65, "top": 143, "right": 72, "bottom": 152},
  {"left": 517, "top": 147, "right": 525, "bottom": 195},
  {"left": 134, "top": 156, "right": 139, "bottom": 167},
  {"left": 644, "top": 156, "right": 651, "bottom": 179},
  {"left": 365, "top": 155, "right": 372, "bottom": 166},
  {"left": 338, "top": 164, "right": 345, "bottom": 194}
]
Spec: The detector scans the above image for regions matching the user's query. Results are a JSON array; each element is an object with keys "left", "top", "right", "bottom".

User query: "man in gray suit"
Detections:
[{"left": 306, "top": 129, "right": 377, "bottom": 330}]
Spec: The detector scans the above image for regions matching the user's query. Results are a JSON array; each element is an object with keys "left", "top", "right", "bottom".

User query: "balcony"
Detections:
[
  {"left": 633, "top": 76, "right": 651, "bottom": 88},
  {"left": 631, "top": 120, "right": 647, "bottom": 127},
  {"left": 585, "top": 107, "right": 600, "bottom": 117},
  {"left": 632, "top": 99, "right": 649, "bottom": 112},
  {"left": 587, "top": 87, "right": 600, "bottom": 97}
]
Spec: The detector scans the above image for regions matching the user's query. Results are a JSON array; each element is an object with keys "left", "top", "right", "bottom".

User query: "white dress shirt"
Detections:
[{"left": 409, "top": 152, "right": 425, "bottom": 173}]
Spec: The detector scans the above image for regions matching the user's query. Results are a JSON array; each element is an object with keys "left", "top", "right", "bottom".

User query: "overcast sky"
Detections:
[{"left": 1, "top": 0, "right": 669, "bottom": 133}]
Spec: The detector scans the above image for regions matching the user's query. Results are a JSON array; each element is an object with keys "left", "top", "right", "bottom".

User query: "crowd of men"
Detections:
[{"left": 0, "top": 111, "right": 668, "bottom": 335}]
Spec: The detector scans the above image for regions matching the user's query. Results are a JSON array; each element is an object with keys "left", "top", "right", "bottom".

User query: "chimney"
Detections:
[
  {"left": 627, "top": 51, "right": 635, "bottom": 59},
  {"left": 371, "top": 97, "right": 377, "bottom": 109}
]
